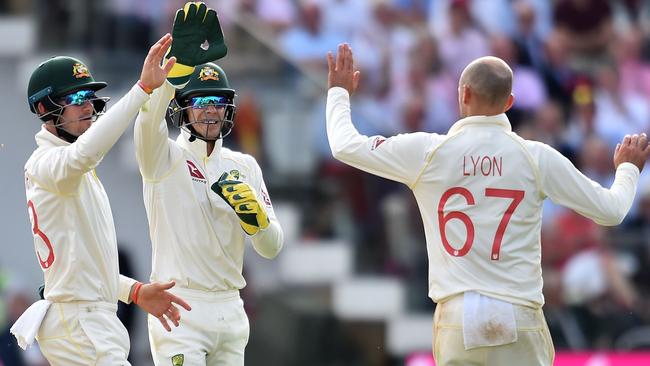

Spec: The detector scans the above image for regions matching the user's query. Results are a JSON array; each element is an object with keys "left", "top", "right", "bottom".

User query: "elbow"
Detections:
[
  {"left": 329, "top": 143, "right": 351, "bottom": 162},
  {"left": 257, "top": 240, "right": 283, "bottom": 259},
  {"left": 598, "top": 207, "right": 628, "bottom": 226}
]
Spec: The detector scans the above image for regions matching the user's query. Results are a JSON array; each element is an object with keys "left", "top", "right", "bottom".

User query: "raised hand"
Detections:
[
  {"left": 139, "top": 33, "right": 177, "bottom": 91},
  {"left": 614, "top": 133, "right": 650, "bottom": 172},
  {"left": 135, "top": 281, "right": 192, "bottom": 332},
  {"left": 327, "top": 43, "right": 361, "bottom": 95}
]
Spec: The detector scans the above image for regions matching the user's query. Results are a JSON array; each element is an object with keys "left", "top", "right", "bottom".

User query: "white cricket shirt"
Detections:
[
  {"left": 24, "top": 84, "right": 148, "bottom": 303},
  {"left": 134, "top": 82, "right": 283, "bottom": 292},
  {"left": 327, "top": 87, "right": 639, "bottom": 307}
]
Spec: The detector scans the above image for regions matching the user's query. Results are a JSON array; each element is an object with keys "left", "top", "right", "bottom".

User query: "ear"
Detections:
[
  {"left": 504, "top": 94, "right": 514, "bottom": 112},
  {"left": 37, "top": 102, "right": 46, "bottom": 115},
  {"left": 461, "top": 85, "right": 471, "bottom": 106}
]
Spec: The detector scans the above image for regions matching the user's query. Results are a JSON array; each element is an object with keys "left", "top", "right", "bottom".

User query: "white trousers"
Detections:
[
  {"left": 433, "top": 295, "right": 555, "bottom": 366},
  {"left": 148, "top": 287, "right": 249, "bottom": 366},
  {"left": 36, "top": 301, "right": 130, "bottom": 366}
]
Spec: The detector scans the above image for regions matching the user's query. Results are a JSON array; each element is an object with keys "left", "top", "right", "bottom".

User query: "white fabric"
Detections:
[
  {"left": 326, "top": 87, "right": 640, "bottom": 307},
  {"left": 24, "top": 84, "right": 148, "bottom": 303},
  {"left": 36, "top": 301, "right": 129, "bottom": 366},
  {"left": 462, "top": 291, "right": 516, "bottom": 350},
  {"left": 148, "top": 287, "right": 248, "bottom": 366},
  {"left": 134, "top": 81, "right": 283, "bottom": 292},
  {"left": 10, "top": 300, "right": 52, "bottom": 350}
]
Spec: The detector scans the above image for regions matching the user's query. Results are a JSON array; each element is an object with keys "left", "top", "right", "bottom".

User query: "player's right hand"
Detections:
[
  {"left": 167, "top": 2, "right": 227, "bottom": 85},
  {"left": 327, "top": 43, "right": 361, "bottom": 95},
  {"left": 136, "top": 281, "right": 192, "bottom": 332},
  {"left": 614, "top": 133, "right": 650, "bottom": 172},
  {"left": 139, "top": 33, "right": 176, "bottom": 91}
]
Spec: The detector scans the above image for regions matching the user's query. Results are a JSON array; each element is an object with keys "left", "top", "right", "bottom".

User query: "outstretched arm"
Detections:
[
  {"left": 326, "top": 43, "right": 438, "bottom": 187},
  {"left": 539, "top": 134, "right": 650, "bottom": 225},
  {"left": 33, "top": 34, "right": 176, "bottom": 193}
]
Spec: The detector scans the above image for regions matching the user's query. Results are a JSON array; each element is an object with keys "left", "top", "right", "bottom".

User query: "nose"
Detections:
[{"left": 81, "top": 100, "right": 93, "bottom": 113}]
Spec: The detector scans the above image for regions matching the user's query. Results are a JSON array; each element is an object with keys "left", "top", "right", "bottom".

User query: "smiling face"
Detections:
[
  {"left": 185, "top": 96, "right": 228, "bottom": 140},
  {"left": 187, "top": 106, "right": 224, "bottom": 140}
]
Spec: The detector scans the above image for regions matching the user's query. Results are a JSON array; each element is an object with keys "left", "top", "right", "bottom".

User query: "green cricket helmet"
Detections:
[
  {"left": 167, "top": 63, "right": 237, "bottom": 141},
  {"left": 27, "top": 56, "right": 109, "bottom": 121}
]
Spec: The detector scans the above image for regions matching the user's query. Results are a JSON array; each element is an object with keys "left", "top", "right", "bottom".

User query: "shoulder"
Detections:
[{"left": 222, "top": 147, "right": 259, "bottom": 169}]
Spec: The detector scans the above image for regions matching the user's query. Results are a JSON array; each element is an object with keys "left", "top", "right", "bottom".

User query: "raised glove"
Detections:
[
  {"left": 167, "top": 2, "right": 228, "bottom": 85},
  {"left": 212, "top": 172, "right": 269, "bottom": 235}
]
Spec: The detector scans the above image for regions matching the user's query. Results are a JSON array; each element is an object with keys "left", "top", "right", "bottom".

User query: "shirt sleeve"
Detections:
[
  {"left": 134, "top": 81, "right": 178, "bottom": 181},
  {"left": 537, "top": 142, "right": 640, "bottom": 226},
  {"left": 249, "top": 158, "right": 283, "bottom": 259},
  {"left": 31, "top": 84, "right": 150, "bottom": 194},
  {"left": 118, "top": 274, "right": 138, "bottom": 304},
  {"left": 326, "top": 87, "right": 437, "bottom": 187}
]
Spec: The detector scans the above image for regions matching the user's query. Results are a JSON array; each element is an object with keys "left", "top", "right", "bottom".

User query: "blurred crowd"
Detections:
[{"left": 4, "top": 0, "right": 650, "bottom": 364}]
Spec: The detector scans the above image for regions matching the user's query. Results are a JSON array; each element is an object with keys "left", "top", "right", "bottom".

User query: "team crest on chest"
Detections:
[
  {"left": 186, "top": 160, "right": 206, "bottom": 183},
  {"left": 72, "top": 63, "right": 90, "bottom": 79},
  {"left": 229, "top": 169, "right": 240, "bottom": 180},
  {"left": 198, "top": 66, "right": 219, "bottom": 81},
  {"left": 171, "top": 354, "right": 184, "bottom": 366}
]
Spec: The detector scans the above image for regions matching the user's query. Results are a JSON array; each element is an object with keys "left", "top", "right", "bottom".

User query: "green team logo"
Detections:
[
  {"left": 171, "top": 354, "right": 184, "bottom": 366},
  {"left": 229, "top": 169, "right": 240, "bottom": 179}
]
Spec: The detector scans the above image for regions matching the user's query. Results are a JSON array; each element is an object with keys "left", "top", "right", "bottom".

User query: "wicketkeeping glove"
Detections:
[
  {"left": 166, "top": 2, "right": 228, "bottom": 86},
  {"left": 212, "top": 172, "right": 270, "bottom": 236}
]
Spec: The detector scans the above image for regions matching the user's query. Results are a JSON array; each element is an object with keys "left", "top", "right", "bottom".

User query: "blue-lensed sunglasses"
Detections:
[
  {"left": 62, "top": 90, "right": 96, "bottom": 106},
  {"left": 189, "top": 96, "right": 230, "bottom": 109}
]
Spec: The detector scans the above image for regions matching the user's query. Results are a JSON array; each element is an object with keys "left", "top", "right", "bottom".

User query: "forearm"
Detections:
[
  {"left": 547, "top": 160, "right": 639, "bottom": 226},
  {"left": 250, "top": 219, "right": 284, "bottom": 259},
  {"left": 134, "top": 81, "right": 176, "bottom": 179},
  {"left": 75, "top": 84, "right": 149, "bottom": 166},
  {"left": 326, "top": 87, "right": 369, "bottom": 162},
  {"left": 118, "top": 274, "right": 139, "bottom": 304}
]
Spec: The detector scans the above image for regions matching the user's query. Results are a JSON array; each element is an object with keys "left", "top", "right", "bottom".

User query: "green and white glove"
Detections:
[{"left": 166, "top": 2, "right": 228, "bottom": 86}]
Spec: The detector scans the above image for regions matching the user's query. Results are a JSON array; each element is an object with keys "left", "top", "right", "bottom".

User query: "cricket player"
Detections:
[
  {"left": 19, "top": 34, "right": 192, "bottom": 365},
  {"left": 134, "top": 4, "right": 283, "bottom": 365},
  {"left": 326, "top": 44, "right": 650, "bottom": 365}
]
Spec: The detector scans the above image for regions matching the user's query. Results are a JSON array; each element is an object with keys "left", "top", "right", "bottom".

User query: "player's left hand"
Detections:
[
  {"left": 327, "top": 43, "right": 361, "bottom": 95},
  {"left": 136, "top": 281, "right": 192, "bottom": 332},
  {"left": 211, "top": 172, "right": 270, "bottom": 236}
]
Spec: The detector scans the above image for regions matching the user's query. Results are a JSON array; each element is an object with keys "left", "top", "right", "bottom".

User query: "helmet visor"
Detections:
[
  {"left": 189, "top": 95, "right": 230, "bottom": 109},
  {"left": 61, "top": 90, "right": 97, "bottom": 106}
]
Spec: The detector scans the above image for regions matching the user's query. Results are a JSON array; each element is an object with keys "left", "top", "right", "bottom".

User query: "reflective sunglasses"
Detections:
[
  {"left": 189, "top": 96, "right": 230, "bottom": 109},
  {"left": 62, "top": 90, "right": 96, "bottom": 106}
]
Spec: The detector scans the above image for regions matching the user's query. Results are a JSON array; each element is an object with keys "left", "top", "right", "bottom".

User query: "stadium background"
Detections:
[{"left": 2, "top": 0, "right": 650, "bottom": 365}]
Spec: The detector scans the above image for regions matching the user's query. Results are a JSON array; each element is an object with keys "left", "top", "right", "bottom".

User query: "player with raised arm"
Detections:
[
  {"left": 13, "top": 34, "right": 191, "bottom": 365},
  {"left": 326, "top": 44, "right": 650, "bottom": 365},
  {"left": 134, "top": 3, "right": 283, "bottom": 365}
]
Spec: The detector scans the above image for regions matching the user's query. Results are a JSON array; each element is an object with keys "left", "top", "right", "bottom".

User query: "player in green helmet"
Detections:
[
  {"left": 134, "top": 7, "right": 283, "bottom": 365},
  {"left": 14, "top": 33, "right": 195, "bottom": 366}
]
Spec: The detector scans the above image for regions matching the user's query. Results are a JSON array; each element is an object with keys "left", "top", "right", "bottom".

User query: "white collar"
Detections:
[
  {"left": 176, "top": 128, "right": 223, "bottom": 159},
  {"left": 447, "top": 113, "right": 512, "bottom": 135},
  {"left": 35, "top": 125, "right": 70, "bottom": 148}
]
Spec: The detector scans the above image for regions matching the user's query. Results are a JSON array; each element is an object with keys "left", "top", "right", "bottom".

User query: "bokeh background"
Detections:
[{"left": 2, "top": 0, "right": 650, "bottom": 365}]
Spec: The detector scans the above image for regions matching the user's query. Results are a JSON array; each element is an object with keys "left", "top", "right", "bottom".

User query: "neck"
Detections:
[
  {"left": 464, "top": 104, "right": 504, "bottom": 117},
  {"left": 207, "top": 140, "right": 215, "bottom": 156}
]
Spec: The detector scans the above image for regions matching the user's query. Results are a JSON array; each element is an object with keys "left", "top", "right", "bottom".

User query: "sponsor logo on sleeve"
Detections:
[
  {"left": 371, "top": 137, "right": 386, "bottom": 151},
  {"left": 261, "top": 187, "right": 272, "bottom": 207}
]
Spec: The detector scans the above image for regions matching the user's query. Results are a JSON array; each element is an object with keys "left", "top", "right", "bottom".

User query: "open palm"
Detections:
[{"left": 140, "top": 33, "right": 177, "bottom": 91}]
